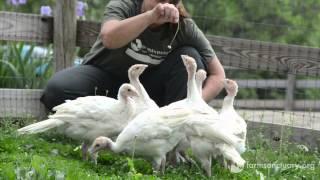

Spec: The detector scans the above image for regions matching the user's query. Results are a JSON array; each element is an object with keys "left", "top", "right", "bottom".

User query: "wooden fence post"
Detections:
[
  {"left": 285, "top": 74, "right": 296, "bottom": 111},
  {"left": 54, "top": 0, "right": 77, "bottom": 72}
]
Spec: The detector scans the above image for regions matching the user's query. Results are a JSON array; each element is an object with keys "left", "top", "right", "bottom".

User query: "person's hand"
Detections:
[{"left": 148, "top": 3, "right": 179, "bottom": 25}]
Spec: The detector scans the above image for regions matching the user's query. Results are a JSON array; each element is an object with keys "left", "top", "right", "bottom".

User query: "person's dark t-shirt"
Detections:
[{"left": 82, "top": 0, "right": 216, "bottom": 78}]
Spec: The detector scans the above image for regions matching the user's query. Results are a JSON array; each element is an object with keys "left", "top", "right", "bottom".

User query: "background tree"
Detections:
[{"left": 1, "top": 0, "right": 319, "bottom": 98}]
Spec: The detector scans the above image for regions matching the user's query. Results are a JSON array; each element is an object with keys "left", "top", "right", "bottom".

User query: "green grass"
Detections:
[{"left": 0, "top": 119, "right": 319, "bottom": 180}]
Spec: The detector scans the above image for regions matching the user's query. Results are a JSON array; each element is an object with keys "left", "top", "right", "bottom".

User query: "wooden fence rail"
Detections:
[
  {"left": 1, "top": 92, "right": 319, "bottom": 118},
  {"left": 1, "top": 9, "right": 320, "bottom": 113},
  {"left": 236, "top": 79, "right": 320, "bottom": 88},
  {"left": 1, "top": 1, "right": 320, "bottom": 146},
  {"left": 1, "top": 11, "right": 320, "bottom": 76},
  {"left": 1, "top": 79, "right": 319, "bottom": 119}
]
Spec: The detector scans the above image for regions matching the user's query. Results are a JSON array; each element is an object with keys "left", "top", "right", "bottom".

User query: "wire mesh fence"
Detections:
[{"left": 0, "top": 0, "right": 319, "bottom": 149}]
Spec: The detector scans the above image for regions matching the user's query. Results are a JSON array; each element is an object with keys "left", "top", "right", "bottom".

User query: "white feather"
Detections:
[
  {"left": 128, "top": 64, "right": 159, "bottom": 113},
  {"left": 17, "top": 83, "right": 139, "bottom": 160},
  {"left": 90, "top": 108, "right": 192, "bottom": 172}
]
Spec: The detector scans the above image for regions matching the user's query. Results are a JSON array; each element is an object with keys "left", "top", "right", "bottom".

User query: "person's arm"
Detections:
[
  {"left": 101, "top": 3, "right": 179, "bottom": 49},
  {"left": 202, "top": 55, "right": 226, "bottom": 102}
]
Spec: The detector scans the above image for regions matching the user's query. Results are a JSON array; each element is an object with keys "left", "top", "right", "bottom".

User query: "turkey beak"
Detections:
[
  {"left": 180, "top": 55, "right": 189, "bottom": 66},
  {"left": 180, "top": 54, "right": 188, "bottom": 60},
  {"left": 140, "top": 65, "right": 148, "bottom": 73}
]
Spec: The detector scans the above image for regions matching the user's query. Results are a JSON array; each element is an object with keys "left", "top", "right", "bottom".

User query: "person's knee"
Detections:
[
  {"left": 44, "top": 77, "right": 64, "bottom": 98},
  {"left": 41, "top": 74, "right": 66, "bottom": 111},
  {"left": 166, "top": 46, "right": 206, "bottom": 70}
]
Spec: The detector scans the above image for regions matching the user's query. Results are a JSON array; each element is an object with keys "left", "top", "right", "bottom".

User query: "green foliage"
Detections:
[
  {"left": 0, "top": 0, "right": 319, "bottom": 99},
  {"left": 184, "top": 0, "right": 320, "bottom": 100},
  {"left": 2, "top": 0, "right": 319, "bottom": 47},
  {"left": 0, "top": 42, "right": 53, "bottom": 88},
  {"left": 184, "top": 0, "right": 320, "bottom": 47},
  {"left": 0, "top": 121, "right": 319, "bottom": 179}
]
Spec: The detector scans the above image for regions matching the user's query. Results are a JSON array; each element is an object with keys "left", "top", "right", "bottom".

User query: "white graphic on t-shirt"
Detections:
[
  {"left": 126, "top": 38, "right": 170, "bottom": 65},
  {"left": 131, "top": 39, "right": 142, "bottom": 51}
]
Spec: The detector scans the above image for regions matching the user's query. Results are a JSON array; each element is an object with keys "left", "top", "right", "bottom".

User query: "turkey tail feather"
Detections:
[
  {"left": 17, "top": 119, "right": 64, "bottom": 135},
  {"left": 207, "top": 126, "right": 242, "bottom": 148}
]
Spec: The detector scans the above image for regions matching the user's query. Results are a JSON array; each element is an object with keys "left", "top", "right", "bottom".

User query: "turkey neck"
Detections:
[
  {"left": 129, "top": 75, "right": 149, "bottom": 102},
  {"left": 127, "top": 97, "right": 136, "bottom": 119},
  {"left": 187, "top": 66, "right": 202, "bottom": 103},
  {"left": 196, "top": 75, "right": 204, "bottom": 96},
  {"left": 117, "top": 93, "right": 135, "bottom": 117},
  {"left": 222, "top": 95, "right": 235, "bottom": 109},
  {"left": 109, "top": 140, "right": 123, "bottom": 153}
]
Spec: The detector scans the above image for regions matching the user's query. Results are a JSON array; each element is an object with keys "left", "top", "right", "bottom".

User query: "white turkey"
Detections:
[
  {"left": 165, "top": 55, "right": 218, "bottom": 116},
  {"left": 215, "top": 79, "right": 247, "bottom": 170},
  {"left": 185, "top": 79, "right": 247, "bottom": 176},
  {"left": 17, "top": 83, "right": 139, "bottom": 161},
  {"left": 218, "top": 79, "right": 247, "bottom": 153},
  {"left": 89, "top": 107, "right": 193, "bottom": 173},
  {"left": 169, "top": 69, "right": 210, "bottom": 165},
  {"left": 195, "top": 69, "right": 207, "bottom": 96},
  {"left": 164, "top": 56, "right": 244, "bottom": 176},
  {"left": 128, "top": 64, "right": 159, "bottom": 113},
  {"left": 183, "top": 114, "right": 246, "bottom": 176},
  {"left": 165, "top": 55, "right": 219, "bottom": 165}
]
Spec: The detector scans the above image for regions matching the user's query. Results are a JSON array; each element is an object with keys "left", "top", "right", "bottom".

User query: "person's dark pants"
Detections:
[{"left": 40, "top": 46, "right": 206, "bottom": 111}]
